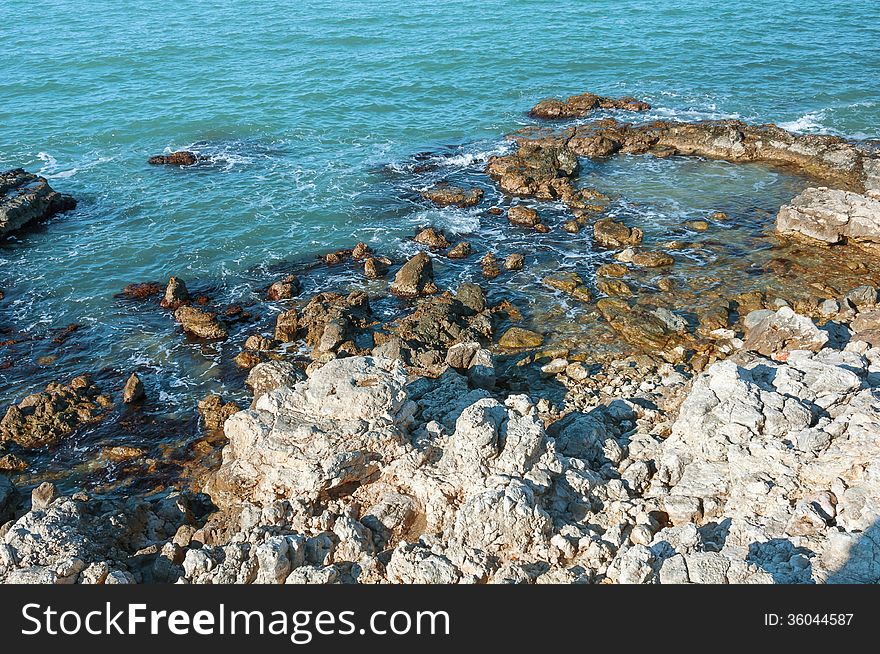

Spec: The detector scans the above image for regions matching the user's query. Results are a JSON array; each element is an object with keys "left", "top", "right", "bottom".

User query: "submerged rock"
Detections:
[
  {"left": 776, "top": 187, "right": 880, "bottom": 251},
  {"left": 1, "top": 168, "right": 76, "bottom": 237},
  {"left": 499, "top": 327, "right": 544, "bottom": 349},
  {"left": 0, "top": 375, "right": 110, "bottom": 448},
  {"left": 597, "top": 298, "right": 690, "bottom": 358}
]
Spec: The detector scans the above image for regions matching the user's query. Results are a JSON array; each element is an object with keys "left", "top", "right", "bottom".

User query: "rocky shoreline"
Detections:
[{"left": 2, "top": 91, "right": 880, "bottom": 583}]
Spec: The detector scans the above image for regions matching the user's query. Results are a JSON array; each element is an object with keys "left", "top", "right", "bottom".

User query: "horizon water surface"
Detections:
[{"left": 2, "top": 0, "right": 880, "bottom": 494}]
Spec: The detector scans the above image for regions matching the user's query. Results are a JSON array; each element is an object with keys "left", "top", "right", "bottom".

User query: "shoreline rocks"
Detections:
[
  {"left": 777, "top": 187, "right": 880, "bottom": 250},
  {"left": 1, "top": 169, "right": 76, "bottom": 238},
  {"left": 529, "top": 92, "right": 651, "bottom": 120}
]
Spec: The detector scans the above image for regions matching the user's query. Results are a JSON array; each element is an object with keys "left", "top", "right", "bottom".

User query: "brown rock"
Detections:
[
  {"left": 352, "top": 242, "right": 372, "bottom": 260},
  {"left": 597, "top": 279, "right": 633, "bottom": 297},
  {"left": 31, "top": 482, "right": 57, "bottom": 510},
  {"left": 160, "top": 276, "right": 190, "bottom": 309},
  {"left": 1, "top": 168, "right": 77, "bottom": 238},
  {"left": 447, "top": 241, "right": 472, "bottom": 259},
  {"left": 562, "top": 220, "right": 580, "bottom": 233},
  {"left": 529, "top": 92, "right": 651, "bottom": 119},
  {"left": 481, "top": 252, "right": 501, "bottom": 278},
  {"left": 267, "top": 274, "right": 301, "bottom": 300},
  {"left": 122, "top": 373, "right": 145, "bottom": 404},
  {"left": 504, "top": 253, "right": 525, "bottom": 271},
  {"left": 631, "top": 251, "right": 674, "bottom": 268},
  {"left": 597, "top": 263, "right": 628, "bottom": 277},
  {"left": 508, "top": 205, "right": 541, "bottom": 228},
  {"left": 148, "top": 151, "right": 198, "bottom": 166},
  {"left": 499, "top": 327, "right": 545, "bottom": 349},
  {"left": 274, "top": 309, "right": 300, "bottom": 342},
  {"left": 414, "top": 227, "right": 450, "bottom": 249},
  {"left": 174, "top": 306, "right": 228, "bottom": 340},
  {"left": 593, "top": 218, "right": 643, "bottom": 248},
  {"left": 391, "top": 252, "right": 439, "bottom": 297},
  {"left": 422, "top": 185, "right": 484, "bottom": 208},
  {"left": 486, "top": 140, "right": 579, "bottom": 198},
  {"left": 120, "top": 282, "right": 163, "bottom": 300},
  {"left": 198, "top": 395, "right": 240, "bottom": 432},
  {"left": 543, "top": 272, "right": 592, "bottom": 302},
  {"left": 363, "top": 257, "right": 389, "bottom": 279}
]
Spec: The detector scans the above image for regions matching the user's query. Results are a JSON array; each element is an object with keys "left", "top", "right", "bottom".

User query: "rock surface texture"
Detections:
[
  {"left": 777, "top": 187, "right": 880, "bottom": 251},
  {"left": 1, "top": 169, "right": 76, "bottom": 237}
]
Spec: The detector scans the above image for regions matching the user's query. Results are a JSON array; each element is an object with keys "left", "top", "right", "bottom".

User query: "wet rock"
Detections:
[
  {"left": 148, "top": 151, "right": 199, "bottom": 166},
  {"left": 0, "top": 375, "right": 109, "bottom": 448},
  {"left": 529, "top": 92, "right": 651, "bottom": 119},
  {"left": 503, "top": 253, "right": 524, "bottom": 271},
  {"left": 777, "top": 187, "right": 880, "bottom": 250},
  {"left": 480, "top": 252, "right": 501, "bottom": 278},
  {"left": 631, "top": 250, "right": 674, "bottom": 268},
  {"left": 363, "top": 257, "right": 390, "bottom": 279},
  {"left": 414, "top": 227, "right": 450, "bottom": 249},
  {"left": 499, "top": 327, "right": 544, "bottom": 349},
  {"left": 298, "top": 292, "right": 372, "bottom": 354},
  {"left": 274, "top": 309, "right": 300, "bottom": 342},
  {"left": 597, "top": 278, "right": 633, "bottom": 297},
  {"left": 160, "top": 276, "right": 190, "bottom": 309},
  {"left": 742, "top": 307, "right": 828, "bottom": 358},
  {"left": 391, "top": 252, "right": 439, "bottom": 297},
  {"left": 422, "top": 185, "right": 484, "bottom": 208},
  {"left": 351, "top": 242, "right": 372, "bottom": 260},
  {"left": 1, "top": 168, "right": 76, "bottom": 237},
  {"left": 562, "top": 220, "right": 580, "bottom": 233},
  {"left": 593, "top": 218, "right": 644, "bottom": 248},
  {"left": 597, "top": 298, "right": 690, "bottom": 356},
  {"left": 685, "top": 220, "right": 710, "bottom": 231},
  {"left": 0, "top": 452, "right": 28, "bottom": 472},
  {"left": 394, "top": 289, "right": 492, "bottom": 356},
  {"left": 122, "top": 373, "right": 145, "bottom": 404},
  {"left": 174, "top": 306, "right": 228, "bottom": 340},
  {"left": 507, "top": 205, "right": 543, "bottom": 229},
  {"left": 543, "top": 272, "right": 592, "bottom": 302},
  {"left": 120, "top": 282, "right": 163, "bottom": 300},
  {"left": 447, "top": 241, "right": 472, "bottom": 259},
  {"left": 597, "top": 263, "right": 628, "bottom": 277},
  {"left": 267, "top": 275, "right": 301, "bottom": 301},
  {"left": 198, "top": 395, "right": 240, "bottom": 433},
  {"left": 486, "top": 139, "right": 578, "bottom": 198},
  {"left": 456, "top": 282, "right": 487, "bottom": 314}
]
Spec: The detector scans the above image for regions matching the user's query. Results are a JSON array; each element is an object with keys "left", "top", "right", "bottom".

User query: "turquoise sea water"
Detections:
[{"left": 2, "top": 1, "right": 880, "bottom": 491}]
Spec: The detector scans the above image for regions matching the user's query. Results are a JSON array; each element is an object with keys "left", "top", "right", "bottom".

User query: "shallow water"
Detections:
[{"left": 2, "top": 0, "right": 880, "bottom": 495}]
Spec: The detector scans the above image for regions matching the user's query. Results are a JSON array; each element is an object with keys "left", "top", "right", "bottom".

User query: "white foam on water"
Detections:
[{"left": 778, "top": 110, "right": 829, "bottom": 134}]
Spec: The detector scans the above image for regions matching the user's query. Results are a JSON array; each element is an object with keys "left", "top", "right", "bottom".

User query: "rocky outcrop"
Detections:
[
  {"left": 122, "top": 373, "right": 145, "bottom": 404},
  {"left": 422, "top": 185, "right": 484, "bottom": 208},
  {"left": 174, "top": 306, "right": 228, "bottom": 340},
  {"left": 593, "top": 218, "right": 644, "bottom": 248},
  {"left": 1, "top": 169, "right": 76, "bottom": 237},
  {"left": 486, "top": 138, "right": 578, "bottom": 198},
  {"left": 0, "top": 376, "right": 111, "bottom": 448},
  {"left": 742, "top": 306, "right": 829, "bottom": 359},
  {"left": 776, "top": 187, "right": 880, "bottom": 250},
  {"left": 390, "top": 252, "right": 439, "bottom": 297},
  {"left": 147, "top": 151, "right": 199, "bottom": 166},
  {"left": 414, "top": 227, "right": 450, "bottom": 249},
  {"left": 529, "top": 92, "right": 651, "bottom": 119}
]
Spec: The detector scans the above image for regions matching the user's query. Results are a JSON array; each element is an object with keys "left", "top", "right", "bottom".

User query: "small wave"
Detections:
[{"left": 777, "top": 111, "right": 828, "bottom": 134}]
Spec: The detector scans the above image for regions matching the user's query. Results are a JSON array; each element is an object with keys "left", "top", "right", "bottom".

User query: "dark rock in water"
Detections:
[
  {"left": 499, "top": 327, "right": 544, "bottom": 349},
  {"left": 0, "top": 375, "right": 111, "bottom": 448},
  {"left": 267, "top": 274, "right": 301, "bottom": 301},
  {"left": 122, "top": 373, "right": 146, "bottom": 404},
  {"left": 414, "top": 227, "right": 450, "bottom": 249},
  {"left": 480, "top": 252, "right": 501, "bottom": 278},
  {"left": 507, "top": 205, "right": 542, "bottom": 229},
  {"left": 161, "top": 276, "right": 190, "bottom": 309},
  {"left": 596, "top": 278, "right": 633, "bottom": 297},
  {"left": 422, "top": 184, "right": 484, "bottom": 208},
  {"left": 174, "top": 306, "right": 228, "bottom": 340},
  {"left": 593, "top": 218, "right": 644, "bottom": 248},
  {"left": 447, "top": 241, "right": 472, "bottom": 259},
  {"left": 1, "top": 168, "right": 76, "bottom": 237},
  {"left": 363, "top": 256, "right": 389, "bottom": 279},
  {"left": 147, "top": 151, "right": 199, "bottom": 166},
  {"left": 391, "top": 252, "right": 439, "bottom": 297},
  {"left": 120, "top": 282, "right": 164, "bottom": 300},
  {"left": 352, "top": 242, "right": 372, "bottom": 260},
  {"left": 503, "top": 253, "right": 524, "bottom": 271},
  {"left": 198, "top": 395, "right": 240, "bottom": 433},
  {"left": 543, "top": 272, "right": 592, "bottom": 302},
  {"left": 529, "top": 92, "right": 651, "bottom": 120},
  {"left": 455, "top": 282, "right": 487, "bottom": 315}
]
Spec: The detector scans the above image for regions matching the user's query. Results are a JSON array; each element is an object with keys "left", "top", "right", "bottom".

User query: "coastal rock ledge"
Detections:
[
  {"left": 1, "top": 168, "right": 76, "bottom": 238},
  {"left": 3, "top": 340, "right": 879, "bottom": 584}
]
